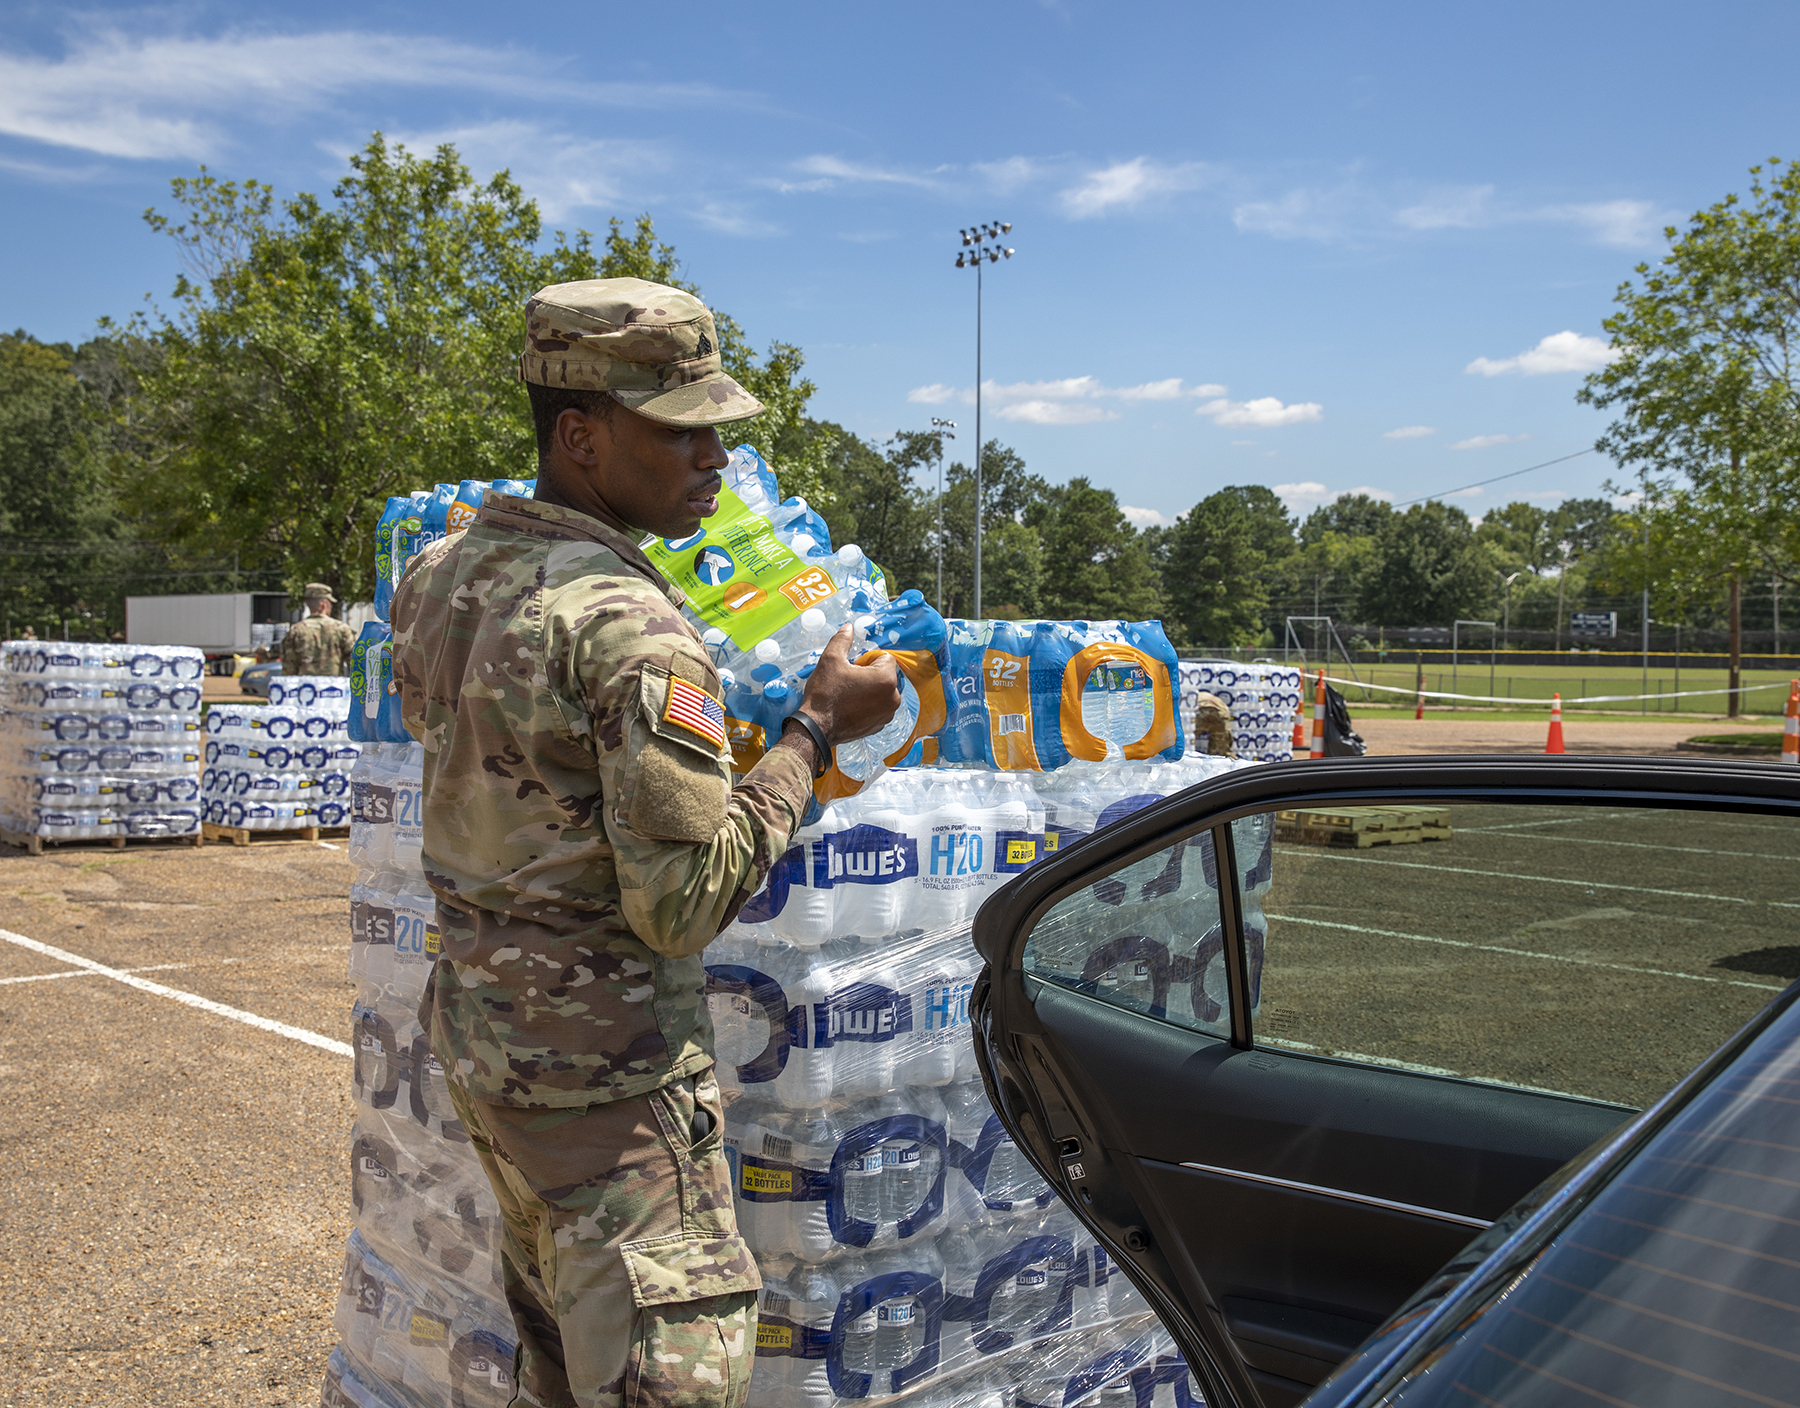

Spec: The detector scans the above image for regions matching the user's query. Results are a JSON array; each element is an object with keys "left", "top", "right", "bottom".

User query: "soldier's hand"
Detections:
[{"left": 798, "top": 626, "right": 902, "bottom": 746}]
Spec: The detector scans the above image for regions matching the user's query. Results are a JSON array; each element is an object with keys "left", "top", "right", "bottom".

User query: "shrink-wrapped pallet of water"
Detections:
[
  {"left": 1177, "top": 660, "right": 1303, "bottom": 762},
  {"left": 201, "top": 694, "right": 358, "bottom": 831},
  {"left": 0, "top": 641, "right": 206, "bottom": 841}
]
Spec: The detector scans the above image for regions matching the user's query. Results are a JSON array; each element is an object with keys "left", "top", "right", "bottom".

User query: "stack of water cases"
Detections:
[
  {"left": 1177, "top": 662, "right": 1303, "bottom": 763},
  {"left": 201, "top": 677, "right": 359, "bottom": 832},
  {"left": 0, "top": 641, "right": 205, "bottom": 841},
  {"left": 324, "top": 737, "right": 518, "bottom": 1408},
  {"left": 709, "top": 758, "right": 1238, "bottom": 1408}
]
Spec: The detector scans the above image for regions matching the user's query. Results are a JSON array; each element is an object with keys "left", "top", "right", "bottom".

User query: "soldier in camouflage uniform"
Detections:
[
  {"left": 389, "top": 277, "right": 901, "bottom": 1408},
  {"left": 280, "top": 583, "right": 357, "bottom": 676},
  {"left": 1191, "top": 691, "right": 1234, "bottom": 757}
]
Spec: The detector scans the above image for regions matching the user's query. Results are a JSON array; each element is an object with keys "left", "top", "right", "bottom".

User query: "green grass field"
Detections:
[{"left": 1307, "top": 660, "right": 1797, "bottom": 720}]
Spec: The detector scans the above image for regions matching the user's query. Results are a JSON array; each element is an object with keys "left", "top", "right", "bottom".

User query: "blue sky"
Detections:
[{"left": 5, "top": 1, "right": 1797, "bottom": 528}]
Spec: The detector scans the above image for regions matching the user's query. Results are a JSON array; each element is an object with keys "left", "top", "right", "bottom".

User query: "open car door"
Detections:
[{"left": 969, "top": 756, "right": 1800, "bottom": 1408}]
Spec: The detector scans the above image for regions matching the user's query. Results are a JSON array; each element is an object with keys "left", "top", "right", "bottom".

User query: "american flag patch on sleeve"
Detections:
[{"left": 664, "top": 674, "right": 728, "bottom": 751}]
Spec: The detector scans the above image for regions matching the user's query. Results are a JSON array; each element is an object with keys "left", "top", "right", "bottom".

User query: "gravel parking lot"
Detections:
[{"left": 0, "top": 839, "right": 354, "bottom": 1407}]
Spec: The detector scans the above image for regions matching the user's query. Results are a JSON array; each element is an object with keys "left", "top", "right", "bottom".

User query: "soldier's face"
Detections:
[{"left": 560, "top": 405, "right": 730, "bottom": 536}]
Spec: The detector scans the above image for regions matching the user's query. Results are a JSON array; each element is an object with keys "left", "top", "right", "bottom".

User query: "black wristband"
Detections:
[{"left": 784, "top": 711, "right": 833, "bottom": 780}]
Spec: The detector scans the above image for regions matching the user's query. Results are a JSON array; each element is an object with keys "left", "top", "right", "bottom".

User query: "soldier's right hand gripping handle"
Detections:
[{"left": 795, "top": 625, "right": 903, "bottom": 747}]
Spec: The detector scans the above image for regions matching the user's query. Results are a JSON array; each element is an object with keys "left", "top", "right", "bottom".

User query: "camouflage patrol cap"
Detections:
[
  {"left": 518, "top": 277, "right": 765, "bottom": 427},
  {"left": 303, "top": 582, "right": 335, "bottom": 602}
]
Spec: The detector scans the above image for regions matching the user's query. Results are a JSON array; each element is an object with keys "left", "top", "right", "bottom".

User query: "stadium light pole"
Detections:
[
  {"left": 956, "top": 223, "right": 1014, "bottom": 617},
  {"left": 929, "top": 418, "right": 956, "bottom": 613}
]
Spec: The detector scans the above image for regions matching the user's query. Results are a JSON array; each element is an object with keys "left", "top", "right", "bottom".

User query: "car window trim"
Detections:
[
  {"left": 1212, "top": 821, "right": 1253, "bottom": 1049},
  {"left": 1177, "top": 1159, "right": 1494, "bottom": 1230}
]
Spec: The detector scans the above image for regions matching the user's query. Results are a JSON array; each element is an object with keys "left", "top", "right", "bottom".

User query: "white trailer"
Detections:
[{"left": 124, "top": 592, "right": 295, "bottom": 655}]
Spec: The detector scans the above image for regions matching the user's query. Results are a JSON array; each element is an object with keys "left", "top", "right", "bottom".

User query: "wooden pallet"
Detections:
[
  {"left": 1, "top": 826, "right": 204, "bottom": 856},
  {"left": 1274, "top": 805, "right": 1452, "bottom": 849},
  {"left": 202, "top": 822, "right": 351, "bottom": 847}
]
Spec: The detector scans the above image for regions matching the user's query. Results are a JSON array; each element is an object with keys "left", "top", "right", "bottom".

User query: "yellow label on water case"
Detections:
[
  {"left": 741, "top": 1165, "right": 793, "bottom": 1195},
  {"left": 757, "top": 1324, "right": 793, "bottom": 1350}
]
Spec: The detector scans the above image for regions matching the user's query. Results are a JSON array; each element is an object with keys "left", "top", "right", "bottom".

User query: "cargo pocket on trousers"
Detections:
[{"left": 621, "top": 1233, "right": 761, "bottom": 1408}]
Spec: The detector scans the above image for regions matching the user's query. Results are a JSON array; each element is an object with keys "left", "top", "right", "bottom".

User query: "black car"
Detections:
[{"left": 971, "top": 756, "right": 1800, "bottom": 1408}]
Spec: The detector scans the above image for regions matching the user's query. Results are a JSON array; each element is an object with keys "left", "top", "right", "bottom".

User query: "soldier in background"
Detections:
[
  {"left": 1192, "top": 691, "right": 1235, "bottom": 757},
  {"left": 280, "top": 583, "right": 357, "bottom": 676},
  {"left": 390, "top": 278, "right": 901, "bottom": 1408}
]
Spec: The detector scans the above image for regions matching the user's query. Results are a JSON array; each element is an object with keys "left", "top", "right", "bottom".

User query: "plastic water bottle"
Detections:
[{"left": 391, "top": 745, "right": 425, "bottom": 873}]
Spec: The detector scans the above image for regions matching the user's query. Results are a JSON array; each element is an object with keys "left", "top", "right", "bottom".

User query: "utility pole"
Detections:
[{"left": 955, "top": 223, "right": 1014, "bottom": 617}]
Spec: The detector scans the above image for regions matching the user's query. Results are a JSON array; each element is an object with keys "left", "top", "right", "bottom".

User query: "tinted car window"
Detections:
[
  {"left": 1245, "top": 803, "right": 1797, "bottom": 1108},
  {"left": 1356, "top": 991, "right": 1800, "bottom": 1408}
]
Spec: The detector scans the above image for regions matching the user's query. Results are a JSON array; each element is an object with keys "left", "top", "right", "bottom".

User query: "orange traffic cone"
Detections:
[
  {"left": 1545, "top": 693, "right": 1566, "bottom": 754},
  {"left": 1310, "top": 669, "right": 1326, "bottom": 759},
  {"left": 1414, "top": 687, "right": 1425, "bottom": 721},
  {"left": 1291, "top": 693, "right": 1307, "bottom": 757},
  {"left": 1783, "top": 680, "right": 1798, "bottom": 765}
]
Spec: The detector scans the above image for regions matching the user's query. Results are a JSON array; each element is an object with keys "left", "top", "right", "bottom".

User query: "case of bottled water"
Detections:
[
  {"left": 1178, "top": 661, "right": 1303, "bottom": 763},
  {"left": 0, "top": 642, "right": 206, "bottom": 840},
  {"left": 200, "top": 696, "right": 358, "bottom": 830}
]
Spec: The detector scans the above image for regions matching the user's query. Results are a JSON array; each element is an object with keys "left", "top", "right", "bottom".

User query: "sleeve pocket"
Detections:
[{"left": 627, "top": 665, "right": 731, "bottom": 844}]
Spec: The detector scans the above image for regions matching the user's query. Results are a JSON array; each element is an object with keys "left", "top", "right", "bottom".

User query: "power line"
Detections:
[{"left": 1392, "top": 448, "right": 1597, "bottom": 509}]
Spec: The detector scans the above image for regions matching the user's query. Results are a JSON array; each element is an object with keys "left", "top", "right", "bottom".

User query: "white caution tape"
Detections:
[{"left": 1320, "top": 677, "right": 1791, "bottom": 707}]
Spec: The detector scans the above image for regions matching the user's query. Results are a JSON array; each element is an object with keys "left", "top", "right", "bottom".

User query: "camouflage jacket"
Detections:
[
  {"left": 281, "top": 613, "right": 357, "bottom": 676},
  {"left": 390, "top": 491, "right": 814, "bottom": 1108}
]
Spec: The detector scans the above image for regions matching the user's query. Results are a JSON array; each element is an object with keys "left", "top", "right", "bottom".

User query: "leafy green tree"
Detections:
[
  {"left": 1298, "top": 492, "right": 1392, "bottom": 545},
  {"left": 1578, "top": 159, "right": 1800, "bottom": 710},
  {"left": 1358, "top": 502, "right": 1496, "bottom": 627},
  {"left": 937, "top": 441, "right": 1046, "bottom": 619},
  {"left": 1161, "top": 486, "right": 1297, "bottom": 647},
  {"left": 124, "top": 141, "right": 829, "bottom": 600},
  {"left": 0, "top": 333, "right": 153, "bottom": 637},
  {"left": 1026, "top": 477, "right": 1164, "bottom": 621},
  {"left": 813, "top": 423, "right": 935, "bottom": 599}
]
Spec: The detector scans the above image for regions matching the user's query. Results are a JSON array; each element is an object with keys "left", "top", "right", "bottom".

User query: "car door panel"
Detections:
[
  {"left": 971, "top": 757, "right": 1800, "bottom": 1408},
  {"left": 1020, "top": 975, "right": 1625, "bottom": 1397}
]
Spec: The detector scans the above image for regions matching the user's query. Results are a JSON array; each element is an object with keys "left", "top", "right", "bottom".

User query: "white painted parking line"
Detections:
[
  {"left": 1454, "top": 829, "right": 1795, "bottom": 863},
  {"left": 0, "top": 961, "right": 188, "bottom": 986},
  {"left": 1264, "top": 912, "right": 1789, "bottom": 993},
  {"left": 1273, "top": 846, "right": 1770, "bottom": 906},
  {"left": 0, "top": 927, "right": 352, "bottom": 1057}
]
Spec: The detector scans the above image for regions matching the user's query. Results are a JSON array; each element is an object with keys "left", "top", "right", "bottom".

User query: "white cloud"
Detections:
[
  {"left": 1121, "top": 505, "right": 1171, "bottom": 529},
  {"left": 1232, "top": 184, "right": 1366, "bottom": 240},
  {"left": 913, "top": 376, "right": 1227, "bottom": 410},
  {"left": 1466, "top": 331, "right": 1618, "bottom": 377},
  {"left": 773, "top": 154, "right": 941, "bottom": 194},
  {"left": 1383, "top": 425, "right": 1436, "bottom": 440},
  {"left": 378, "top": 120, "right": 667, "bottom": 220},
  {"left": 974, "top": 156, "right": 1043, "bottom": 194},
  {"left": 1543, "top": 199, "right": 1668, "bottom": 248},
  {"left": 1197, "top": 396, "right": 1324, "bottom": 428},
  {"left": 1451, "top": 433, "right": 1531, "bottom": 450},
  {"left": 998, "top": 401, "right": 1118, "bottom": 425},
  {"left": 1059, "top": 157, "right": 1218, "bottom": 218},
  {"left": 1273, "top": 481, "right": 1333, "bottom": 512},
  {"left": 0, "top": 28, "right": 746, "bottom": 160},
  {"left": 1275, "top": 482, "right": 1393, "bottom": 514},
  {"left": 1395, "top": 185, "right": 1495, "bottom": 231}
]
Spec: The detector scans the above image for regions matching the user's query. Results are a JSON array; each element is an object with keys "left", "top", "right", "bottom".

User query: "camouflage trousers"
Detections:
[{"left": 447, "top": 1071, "right": 760, "bottom": 1408}]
